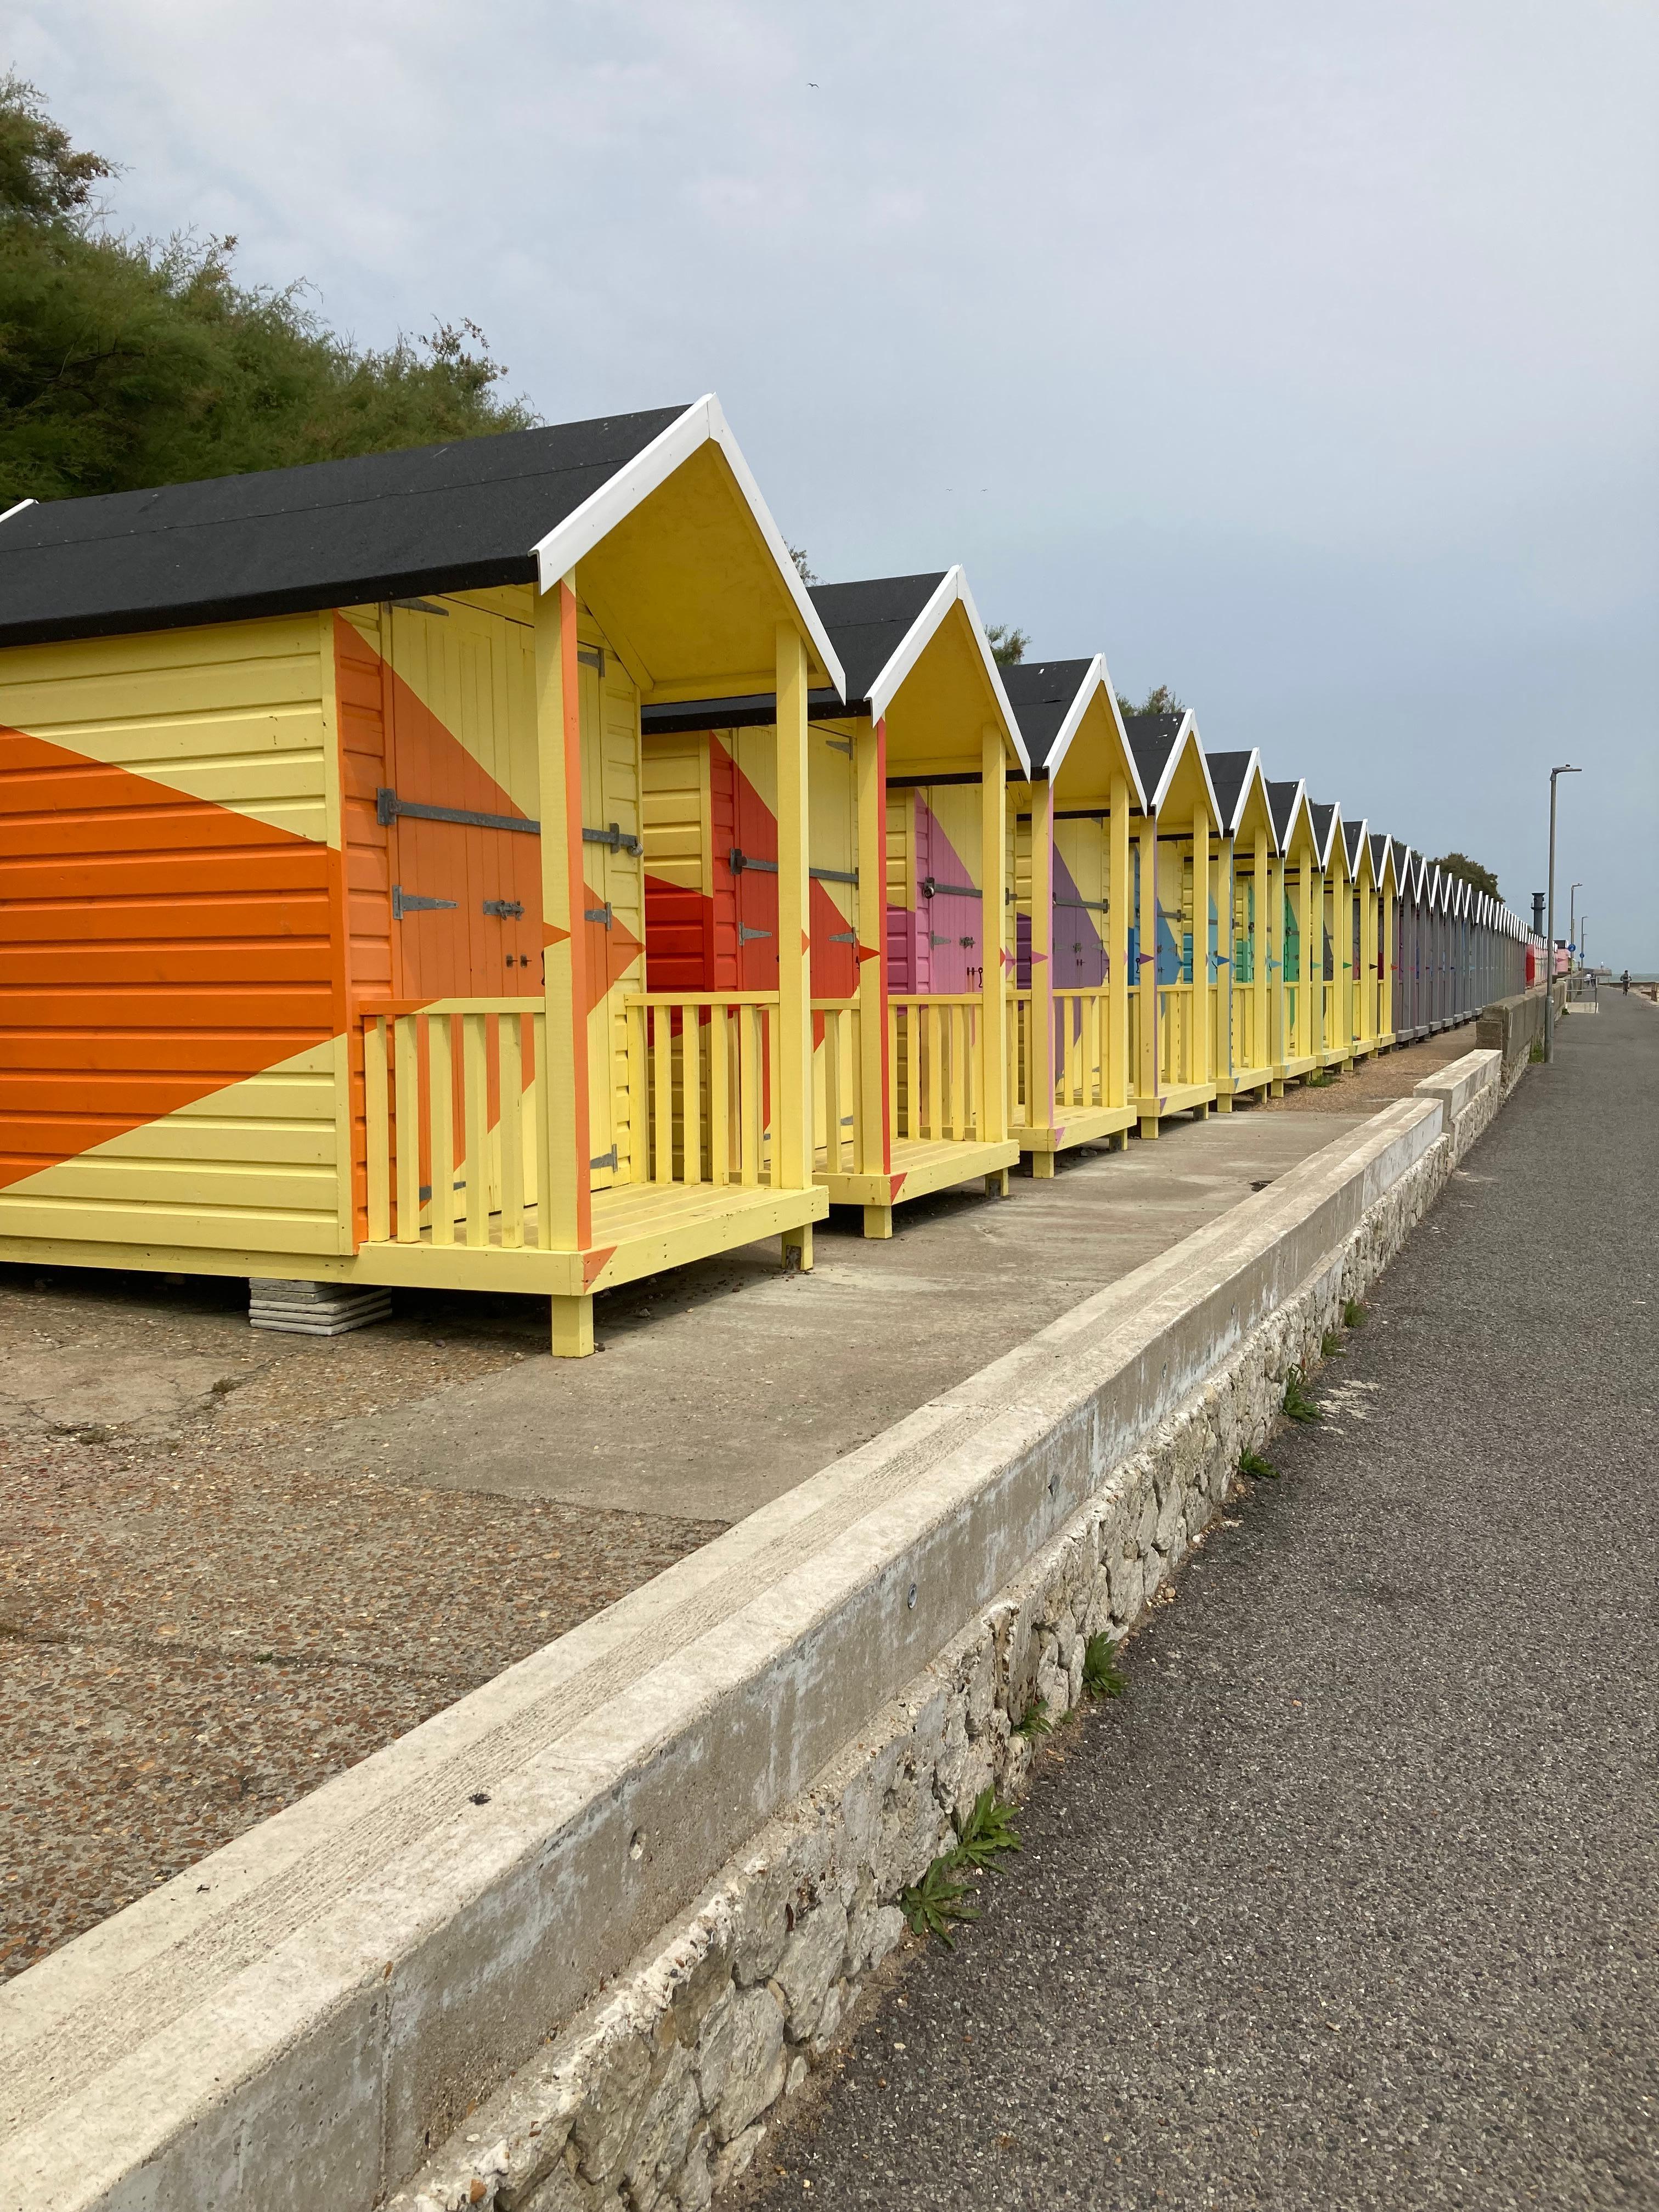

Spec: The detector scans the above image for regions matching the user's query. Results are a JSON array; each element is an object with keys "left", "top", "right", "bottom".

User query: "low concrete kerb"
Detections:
[{"left": 0, "top": 1051, "right": 1510, "bottom": 2212}]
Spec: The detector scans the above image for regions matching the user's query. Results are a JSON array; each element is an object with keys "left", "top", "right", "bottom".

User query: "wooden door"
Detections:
[{"left": 384, "top": 599, "right": 541, "bottom": 1002}]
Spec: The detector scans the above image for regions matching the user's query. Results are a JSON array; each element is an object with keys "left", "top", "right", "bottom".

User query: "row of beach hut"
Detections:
[{"left": 0, "top": 399, "right": 1534, "bottom": 1350}]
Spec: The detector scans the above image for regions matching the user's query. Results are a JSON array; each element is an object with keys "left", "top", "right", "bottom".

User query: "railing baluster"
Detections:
[
  {"left": 365, "top": 1017, "right": 390, "bottom": 1243},
  {"left": 709, "top": 1005, "right": 730, "bottom": 1184},
  {"left": 681, "top": 1002, "right": 702, "bottom": 1184},
  {"left": 462, "top": 1012, "right": 488, "bottom": 1247},
  {"left": 739, "top": 1006, "right": 759, "bottom": 1186},
  {"left": 823, "top": 1010, "right": 842, "bottom": 1172},
  {"left": 652, "top": 1005, "right": 674, "bottom": 1183},
  {"left": 428, "top": 1015, "right": 454, "bottom": 1246},
  {"left": 393, "top": 1015, "right": 420, "bottom": 1242},
  {"left": 498, "top": 1014, "right": 524, "bottom": 1248}
]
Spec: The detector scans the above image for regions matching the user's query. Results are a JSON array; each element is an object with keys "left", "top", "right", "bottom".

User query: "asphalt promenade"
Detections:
[{"left": 746, "top": 996, "right": 1658, "bottom": 2210}]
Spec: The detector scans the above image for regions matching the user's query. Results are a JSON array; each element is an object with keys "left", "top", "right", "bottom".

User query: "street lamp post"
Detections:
[{"left": 1545, "top": 764, "right": 1581, "bottom": 1063}]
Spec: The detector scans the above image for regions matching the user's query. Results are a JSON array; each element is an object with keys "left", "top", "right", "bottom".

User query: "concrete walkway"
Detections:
[{"left": 746, "top": 995, "right": 1658, "bottom": 2209}]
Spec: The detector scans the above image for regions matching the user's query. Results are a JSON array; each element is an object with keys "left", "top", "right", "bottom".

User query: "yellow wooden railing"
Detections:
[
  {"left": 1007, "top": 986, "right": 1115, "bottom": 1121},
  {"left": 362, "top": 999, "right": 546, "bottom": 1250},
  {"left": 627, "top": 992, "right": 780, "bottom": 1188},
  {"left": 1232, "top": 986, "right": 1260, "bottom": 1075},
  {"left": 889, "top": 994, "right": 984, "bottom": 1143},
  {"left": 1157, "top": 984, "right": 1192, "bottom": 1087},
  {"left": 812, "top": 997, "right": 864, "bottom": 1174},
  {"left": 1321, "top": 979, "right": 1338, "bottom": 1054}
]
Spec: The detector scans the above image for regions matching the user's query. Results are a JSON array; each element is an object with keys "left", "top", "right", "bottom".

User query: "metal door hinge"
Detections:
[
  {"left": 482, "top": 899, "right": 524, "bottom": 919},
  {"left": 738, "top": 924, "right": 772, "bottom": 944},
  {"left": 820, "top": 733, "right": 854, "bottom": 756},
  {"left": 585, "top": 902, "right": 613, "bottom": 927},
  {"left": 810, "top": 864, "right": 859, "bottom": 885},
  {"left": 379, "top": 788, "right": 539, "bottom": 836},
  {"left": 392, "top": 884, "right": 459, "bottom": 919},
  {"left": 590, "top": 1144, "right": 618, "bottom": 1171},
  {"left": 828, "top": 930, "right": 856, "bottom": 944},
  {"left": 583, "top": 821, "right": 640, "bottom": 855}
]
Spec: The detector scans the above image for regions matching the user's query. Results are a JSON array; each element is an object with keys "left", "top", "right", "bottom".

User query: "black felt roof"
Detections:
[
  {"left": 997, "top": 658, "right": 1096, "bottom": 776},
  {"left": 642, "top": 571, "right": 947, "bottom": 733},
  {"left": 1342, "top": 819, "right": 1365, "bottom": 872},
  {"left": 1122, "top": 710, "right": 1185, "bottom": 808},
  {"left": 1203, "top": 749, "right": 1254, "bottom": 832},
  {"left": 1307, "top": 800, "right": 1335, "bottom": 859},
  {"left": 0, "top": 408, "right": 690, "bottom": 648},
  {"left": 1369, "top": 832, "right": 1391, "bottom": 877},
  {"left": 1266, "top": 778, "right": 1302, "bottom": 847}
]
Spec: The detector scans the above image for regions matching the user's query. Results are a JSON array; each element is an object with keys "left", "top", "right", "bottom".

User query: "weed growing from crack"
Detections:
[
  {"left": 1239, "top": 1447, "right": 1279, "bottom": 1481},
  {"left": 953, "top": 1788, "right": 1023, "bottom": 1872},
  {"left": 1012, "top": 1696, "right": 1052, "bottom": 1739},
  {"left": 1321, "top": 1330, "right": 1347, "bottom": 1359},
  {"left": 1342, "top": 1298, "right": 1366, "bottom": 1329},
  {"left": 1306, "top": 1069, "right": 1336, "bottom": 1087},
  {"left": 1283, "top": 1368, "right": 1322, "bottom": 1423},
  {"left": 899, "top": 1857, "right": 980, "bottom": 1949},
  {"left": 1082, "top": 1632, "right": 1128, "bottom": 1700}
]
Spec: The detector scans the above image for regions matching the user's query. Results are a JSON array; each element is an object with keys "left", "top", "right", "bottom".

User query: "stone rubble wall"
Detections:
[{"left": 396, "top": 1071, "right": 1515, "bottom": 2212}]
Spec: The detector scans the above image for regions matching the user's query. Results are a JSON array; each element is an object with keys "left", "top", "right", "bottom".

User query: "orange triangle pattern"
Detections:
[{"left": 0, "top": 725, "right": 335, "bottom": 1191}]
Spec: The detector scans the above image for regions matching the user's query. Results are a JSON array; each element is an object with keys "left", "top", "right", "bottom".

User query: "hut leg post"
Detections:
[
  {"left": 1031, "top": 1151, "right": 1056, "bottom": 1179},
  {"left": 782, "top": 1223, "right": 814, "bottom": 1272},
  {"left": 862, "top": 1204, "right": 894, "bottom": 1239},
  {"left": 987, "top": 1167, "right": 1011, "bottom": 1198},
  {"left": 551, "top": 1295, "right": 594, "bottom": 1358}
]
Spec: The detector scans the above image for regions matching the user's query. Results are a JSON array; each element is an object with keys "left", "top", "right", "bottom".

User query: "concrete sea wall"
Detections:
[{"left": 0, "top": 1054, "right": 1511, "bottom": 2212}]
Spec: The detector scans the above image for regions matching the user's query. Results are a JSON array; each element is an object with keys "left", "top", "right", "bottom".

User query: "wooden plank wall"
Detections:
[{"left": 0, "top": 616, "right": 341, "bottom": 1256}]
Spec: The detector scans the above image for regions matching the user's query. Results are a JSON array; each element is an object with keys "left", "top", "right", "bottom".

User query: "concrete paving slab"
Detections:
[{"left": 323, "top": 1109, "right": 1369, "bottom": 1523}]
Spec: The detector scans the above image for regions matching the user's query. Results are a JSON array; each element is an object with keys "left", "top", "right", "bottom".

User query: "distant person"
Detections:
[{"left": 1621, "top": 969, "right": 1630, "bottom": 994}]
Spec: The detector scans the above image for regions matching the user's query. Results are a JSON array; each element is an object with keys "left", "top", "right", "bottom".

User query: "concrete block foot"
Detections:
[
  {"left": 551, "top": 1294, "right": 595, "bottom": 1357},
  {"left": 247, "top": 1279, "right": 390, "bottom": 1336}
]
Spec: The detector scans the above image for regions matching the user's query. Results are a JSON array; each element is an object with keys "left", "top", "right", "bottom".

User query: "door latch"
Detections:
[{"left": 482, "top": 899, "right": 524, "bottom": 919}]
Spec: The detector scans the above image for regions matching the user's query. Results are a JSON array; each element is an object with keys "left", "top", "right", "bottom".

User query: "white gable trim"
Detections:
[{"left": 529, "top": 394, "right": 846, "bottom": 701}]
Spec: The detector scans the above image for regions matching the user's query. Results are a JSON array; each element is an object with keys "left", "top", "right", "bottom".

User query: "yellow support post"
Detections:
[
  {"left": 855, "top": 714, "right": 888, "bottom": 1185},
  {"left": 980, "top": 722, "right": 1009, "bottom": 1154},
  {"left": 1191, "top": 803, "right": 1210, "bottom": 1096},
  {"left": 1137, "top": 810, "right": 1160, "bottom": 1136},
  {"left": 1108, "top": 772, "right": 1130, "bottom": 1118},
  {"left": 1028, "top": 774, "right": 1054, "bottom": 1174},
  {"left": 1296, "top": 852, "right": 1312, "bottom": 1064},
  {"left": 1253, "top": 825, "right": 1269, "bottom": 1084},
  {"left": 775, "top": 623, "right": 813, "bottom": 1272},
  {"left": 1215, "top": 829, "right": 1234, "bottom": 1108},
  {"left": 1267, "top": 847, "right": 1285, "bottom": 1093},
  {"left": 536, "top": 577, "right": 594, "bottom": 1355}
]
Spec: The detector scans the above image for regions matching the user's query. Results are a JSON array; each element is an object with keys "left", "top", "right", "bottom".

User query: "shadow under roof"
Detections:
[
  {"left": 0, "top": 409, "right": 689, "bottom": 648},
  {"left": 641, "top": 570, "right": 951, "bottom": 734}
]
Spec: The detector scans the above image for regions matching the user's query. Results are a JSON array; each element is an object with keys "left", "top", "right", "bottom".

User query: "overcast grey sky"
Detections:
[{"left": 15, "top": 2, "right": 1658, "bottom": 962}]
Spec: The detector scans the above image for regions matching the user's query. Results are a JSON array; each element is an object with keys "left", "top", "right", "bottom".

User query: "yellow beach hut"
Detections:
[
  {"left": 1123, "top": 710, "right": 1224, "bottom": 1135},
  {"left": 1265, "top": 777, "right": 1320, "bottom": 1087},
  {"left": 640, "top": 570, "right": 1028, "bottom": 1239},
  {"left": 1201, "top": 749, "right": 1278, "bottom": 1109},
  {"left": 0, "top": 398, "right": 847, "bottom": 1353},
  {"left": 1000, "top": 658, "right": 1146, "bottom": 1171}
]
